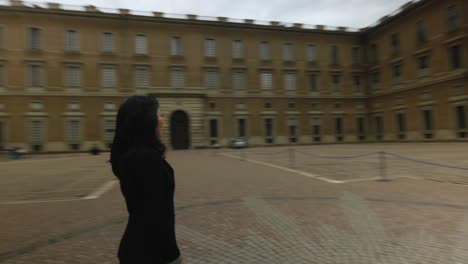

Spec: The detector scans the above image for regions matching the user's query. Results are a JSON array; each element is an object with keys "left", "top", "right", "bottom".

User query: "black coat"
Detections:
[{"left": 115, "top": 146, "right": 181, "bottom": 264}]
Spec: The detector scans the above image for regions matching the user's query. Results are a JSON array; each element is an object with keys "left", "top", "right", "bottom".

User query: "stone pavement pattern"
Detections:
[{"left": 1, "top": 143, "right": 468, "bottom": 263}]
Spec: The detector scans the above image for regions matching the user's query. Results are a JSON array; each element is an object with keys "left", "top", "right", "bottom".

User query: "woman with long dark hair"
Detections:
[{"left": 110, "top": 95, "right": 182, "bottom": 264}]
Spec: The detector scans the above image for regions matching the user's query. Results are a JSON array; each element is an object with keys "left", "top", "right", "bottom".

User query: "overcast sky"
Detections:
[{"left": 27, "top": 0, "right": 410, "bottom": 28}]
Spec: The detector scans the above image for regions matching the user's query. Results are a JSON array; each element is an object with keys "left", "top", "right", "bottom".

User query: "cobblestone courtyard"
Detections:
[{"left": 1, "top": 143, "right": 468, "bottom": 263}]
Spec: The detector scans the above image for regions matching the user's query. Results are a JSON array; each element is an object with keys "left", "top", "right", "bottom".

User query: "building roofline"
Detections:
[
  {"left": 0, "top": 0, "right": 362, "bottom": 35},
  {"left": 363, "top": 0, "right": 434, "bottom": 34}
]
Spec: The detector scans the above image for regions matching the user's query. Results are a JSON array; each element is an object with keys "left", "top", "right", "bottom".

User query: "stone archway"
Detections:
[{"left": 170, "top": 110, "right": 190, "bottom": 150}]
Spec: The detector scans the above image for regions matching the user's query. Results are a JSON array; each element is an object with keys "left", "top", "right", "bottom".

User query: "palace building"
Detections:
[{"left": 0, "top": 0, "right": 466, "bottom": 151}]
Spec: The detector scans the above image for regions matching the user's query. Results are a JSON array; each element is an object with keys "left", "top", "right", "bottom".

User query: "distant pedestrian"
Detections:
[{"left": 110, "top": 95, "right": 183, "bottom": 264}]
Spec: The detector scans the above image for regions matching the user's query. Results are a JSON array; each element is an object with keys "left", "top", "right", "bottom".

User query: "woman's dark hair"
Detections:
[{"left": 110, "top": 95, "right": 166, "bottom": 174}]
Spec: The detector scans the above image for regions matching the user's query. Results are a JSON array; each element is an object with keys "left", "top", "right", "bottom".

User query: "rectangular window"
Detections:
[
  {"left": 66, "top": 65, "right": 81, "bottom": 88},
  {"left": 397, "top": 113, "right": 406, "bottom": 133},
  {"left": 238, "top": 119, "right": 246, "bottom": 138},
  {"left": 265, "top": 118, "right": 274, "bottom": 143},
  {"left": 335, "top": 117, "right": 343, "bottom": 135},
  {"left": 375, "top": 116, "right": 383, "bottom": 140},
  {"left": 171, "top": 68, "right": 185, "bottom": 88},
  {"left": 104, "top": 119, "right": 116, "bottom": 143},
  {"left": 393, "top": 64, "right": 402, "bottom": 83},
  {"left": 288, "top": 118, "right": 297, "bottom": 143},
  {"left": 423, "top": 109, "right": 433, "bottom": 131},
  {"left": 233, "top": 70, "right": 246, "bottom": 90},
  {"left": 0, "top": 65, "right": 4, "bottom": 87},
  {"left": 283, "top": 43, "right": 294, "bottom": 61},
  {"left": 171, "top": 36, "right": 183, "bottom": 56},
  {"left": 353, "top": 75, "right": 362, "bottom": 93},
  {"left": 416, "top": 20, "right": 427, "bottom": 44},
  {"left": 391, "top": 33, "right": 400, "bottom": 53},
  {"left": 259, "top": 41, "right": 271, "bottom": 60},
  {"left": 357, "top": 117, "right": 365, "bottom": 136},
  {"left": 260, "top": 71, "right": 272, "bottom": 90},
  {"left": 205, "top": 38, "right": 216, "bottom": 57},
  {"left": 135, "top": 66, "right": 150, "bottom": 88},
  {"left": 0, "top": 121, "right": 4, "bottom": 148},
  {"left": 370, "top": 44, "right": 378, "bottom": 64},
  {"left": 65, "top": 30, "right": 79, "bottom": 51},
  {"left": 29, "top": 27, "right": 41, "bottom": 50},
  {"left": 209, "top": 119, "right": 218, "bottom": 139},
  {"left": 352, "top": 47, "right": 360, "bottom": 64},
  {"left": 396, "top": 113, "right": 406, "bottom": 139},
  {"left": 232, "top": 40, "right": 243, "bottom": 59},
  {"left": 330, "top": 45, "right": 339, "bottom": 64},
  {"left": 30, "top": 65, "right": 43, "bottom": 87},
  {"left": 456, "top": 105, "right": 466, "bottom": 130},
  {"left": 450, "top": 45, "right": 462, "bottom": 69},
  {"left": 67, "top": 120, "right": 81, "bottom": 143},
  {"left": 30, "top": 120, "right": 45, "bottom": 144},
  {"left": 372, "top": 71, "right": 380, "bottom": 90},
  {"left": 307, "top": 44, "right": 317, "bottom": 63},
  {"left": 205, "top": 69, "right": 218, "bottom": 89},
  {"left": 102, "top": 32, "right": 114, "bottom": 53},
  {"left": 332, "top": 74, "right": 340, "bottom": 92},
  {"left": 309, "top": 74, "right": 318, "bottom": 92},
  {"left": 284, "top": 72, "right": 296, "bottom": 91},
  {"left": 418, "top": 56, "right": 429, "bottom": 76},
  {"left": 0, "top": 27, "right": 3, "bottom": 49},
  {"left": 102, "top": 67, "right": 116, "bottom": 88},
  {"left": 312, "top": 117, "right": 321, "bottom": 142},
  {"left": 135, "top": 34, "right": 147, "bottom": 54},
  {"left": 448, "top": 5, "right": 458, "bottom": 32}
]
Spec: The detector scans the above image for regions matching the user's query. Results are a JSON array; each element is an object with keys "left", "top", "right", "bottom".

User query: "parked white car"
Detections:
[{"left": 229, "top": 138, "right": 249, "bottom": 149}]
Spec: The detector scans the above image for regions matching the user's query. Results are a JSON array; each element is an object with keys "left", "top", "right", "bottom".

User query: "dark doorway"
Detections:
[{"left": 170, "top": 110, "right": 190, "bottom": 150}]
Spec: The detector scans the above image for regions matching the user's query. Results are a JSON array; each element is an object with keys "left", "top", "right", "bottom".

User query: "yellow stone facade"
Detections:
[{"left": 0, "top": 0, "right": 466, "bottom": 151}]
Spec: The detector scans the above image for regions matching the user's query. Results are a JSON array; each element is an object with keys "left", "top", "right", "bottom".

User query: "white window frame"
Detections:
[
  {"left": 204, "top": 38, "right": 216, "bottom": 58},
  {"left": 29, "top": 27, "right": 41, "bottom": 50},
  {"left": 103, "top": 119, "right": 116, "bottom": 143},
  {"left": 205, "top": 69, "right": 218, "bottom": 89},
  {"left": 171, "top": 36, "right": 183, "bottom": 56},
  {"left": 29, "top": 119, "right": 45, "bottom": 145},
  {"left": 135, "top": 66, "right": 150, "bottom": 88},
  {"left": 307, "top": 44, "right": 317, "bottom": 63},
  {"left": 29, "top": 64, "right": 44, "bottom": 87},
  {"left": 232, "top": 40, "right": 244, "bottom": 59},
  {"left": 66, "top": 119, "right": 82, "bottom": 144},
  {"left": 171, "top": 67, "right": 185, "bottom": 88},
  {"left": 102, "top": 32, "right": 114, "bottom": 53},
  {"left": 284, "top": 72, "right": 296, "bottom": 91},
  {"left": 65, "top": 29, "right": 80, "bottom": 51},
  {"left": 283, "top": 43, "right": 294, "bottom": 62},
  {"left": 66, "top": 65, "right": 81, "bottom": 88},
  {"left": 260, "top": 71, "right": 273, "bottom": 91},
  {"left": 233, "top": 70, "right": 246, "bottom": 90},
  {"left": 135, "top": 34, "right": 148, "bottom": 55},
  {"left": 259, "top": 41, "right": 271, "bottom": 60},
  {"left": 101, "top": 66, "right": 117, "bottom": 88}
]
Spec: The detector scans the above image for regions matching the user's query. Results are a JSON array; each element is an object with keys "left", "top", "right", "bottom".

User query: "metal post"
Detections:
[
  {"left": 289, "top": 148, "right": 296, "bottom": 169},
  {"left": 378, "top": 151, "right": 390, "bottom": 182}
]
